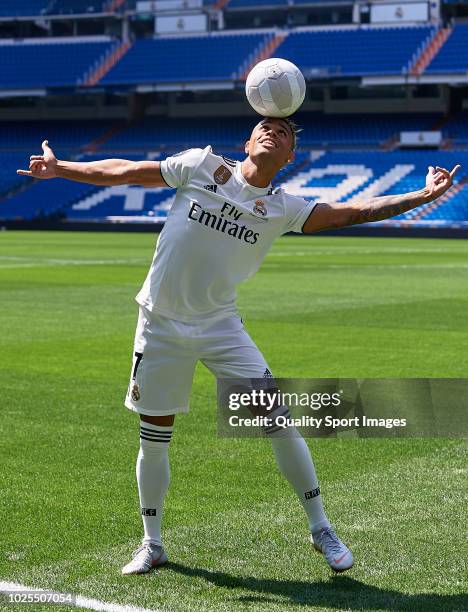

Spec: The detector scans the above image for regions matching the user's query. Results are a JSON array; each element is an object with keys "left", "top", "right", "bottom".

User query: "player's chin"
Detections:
[{"left": 257, "top": 144, "right": 281, "bottom": 160}]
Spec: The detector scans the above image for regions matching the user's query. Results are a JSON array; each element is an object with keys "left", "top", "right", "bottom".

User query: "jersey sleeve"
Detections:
[
  {"left": 282, "top": 194, "right": 317, "bottom": 234},
  {"left": 160, "top": 147, "right": 209, "bottom": 188}
]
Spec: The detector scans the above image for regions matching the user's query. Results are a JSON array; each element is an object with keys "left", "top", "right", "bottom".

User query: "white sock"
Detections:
[
  {"left": 266, "top": 418, "right": 330, "bottom": 533},
  {"left": 136, "top": 422, "right": 173, "bottom": 546}
]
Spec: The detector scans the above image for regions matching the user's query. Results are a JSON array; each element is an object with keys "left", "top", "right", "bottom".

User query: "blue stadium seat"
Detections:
[
  {"left": 279, "top": 149, "right": 468, "bottom": 227},
  {"left": 0, "top": 0, "right": 108, "bottom": 17},
  {"left": 0, "top": 40, "right": 114, "bottom": 89},
  {"left": 425, "top": 24, "right": 468, "bottom": 73},
  {"left": 47, "top": 0, "right": 107, "bottom": 14},
  {"left": 275, "top": 26, "right": 435, "bottom": 76},
  {"left": 0, "top": 120, "right": 117, "bottom": 152},
  {"left": 100, "top": 33, "right": 269, "bottom": 85},
  {"left": 0, "top": 1, "right": 48, "bottom": 17},
  {"left": 0, "top": 153, "right": 28, "bottom": 197},
  {"left": 292, "top": 113, "right": 440, "bottom": 146},
  {"left": 0, "top": 178, "right": 101, "bottom": 221},
  {"left": 444, "top": 111, "right": 468, "bottom": 145},
  {"left": 228, "top": 0, "right": 350, "bottom": 5},
  {"left": 100, "top": 113, "right": 441, "bottom": 150},
  {"left": 102, "top": 117, "right": 256, "bottom": 150},
  {"left": 2, "top": 120, "right": 467, "bottom": 228},
  {"left": 229, "top": 0, "right": 289, "bottom": 6}
]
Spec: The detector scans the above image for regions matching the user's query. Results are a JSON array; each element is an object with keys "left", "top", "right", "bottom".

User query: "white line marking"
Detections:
[
  {"left": 0, "top": 581, "right": 159, "bottom": 612},
  {"left": 0, "top": 257, "right": 147, "bottom": 269},
  {"left": 269, "top": 248, "right": 463, "bottom": 256}
]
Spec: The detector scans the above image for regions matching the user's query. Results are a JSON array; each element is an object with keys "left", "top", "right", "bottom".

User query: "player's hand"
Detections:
[
  {"left": 425, "top": 164, "right": 461, "bottom": 200},
  {"left": 16, "top": 140, "right": 58, "bottom": 179}
]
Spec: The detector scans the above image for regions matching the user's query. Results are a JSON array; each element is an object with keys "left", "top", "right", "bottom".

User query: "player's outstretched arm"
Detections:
[
  {"left": 16, "top": 140, "right": 167, "bottom": 188},
  {"left": 303, "top": 164, "right": 461, "bottom": 233}
]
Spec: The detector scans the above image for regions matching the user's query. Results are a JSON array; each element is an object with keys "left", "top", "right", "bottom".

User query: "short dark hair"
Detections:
[{"left": 281, "top": 117, "right": 301, "bottom": 151}]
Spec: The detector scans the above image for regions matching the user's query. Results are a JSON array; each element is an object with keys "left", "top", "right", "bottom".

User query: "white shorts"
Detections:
[{"left": 124, "top": 307, "right": 271, "bottom": 416}]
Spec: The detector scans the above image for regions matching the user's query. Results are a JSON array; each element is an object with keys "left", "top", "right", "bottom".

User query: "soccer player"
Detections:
[{"left": 18, "top": 118, "right": 460, "bottom": 575}]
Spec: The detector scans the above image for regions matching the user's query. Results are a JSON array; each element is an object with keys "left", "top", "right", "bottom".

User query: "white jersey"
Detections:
[{"left": 136, "top": 146, "right": 316, "bottom": 321}]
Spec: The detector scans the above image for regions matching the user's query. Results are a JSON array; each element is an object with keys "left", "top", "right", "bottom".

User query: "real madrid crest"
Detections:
[
  {"left": 131, "top": 382, "right": 141, "bottom": 402},
  {"left": 253, "top": 200, "right": 267, "bottom": 217}
]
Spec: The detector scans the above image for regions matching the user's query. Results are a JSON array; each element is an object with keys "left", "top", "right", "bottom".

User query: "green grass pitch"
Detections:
[{"left": 0, "top": 231, "right": 466, "bottom": 611}]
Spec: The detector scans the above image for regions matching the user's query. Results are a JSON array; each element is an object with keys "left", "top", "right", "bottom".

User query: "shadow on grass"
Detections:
[{"left": 165, "top": 562, "right": 467, "bottom": 611}]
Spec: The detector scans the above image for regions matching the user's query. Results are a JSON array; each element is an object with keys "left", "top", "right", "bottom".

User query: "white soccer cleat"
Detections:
[
  {"left": 311, "top": 526, "right": 354, "bottom": 573},
  {"left": 121, "top": 543, "right": 168, "bottom": 575}
]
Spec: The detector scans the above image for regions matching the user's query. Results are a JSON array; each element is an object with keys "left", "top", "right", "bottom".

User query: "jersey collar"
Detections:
[{"left": 235, "top": 161, "right": 272, "bottom": 196}]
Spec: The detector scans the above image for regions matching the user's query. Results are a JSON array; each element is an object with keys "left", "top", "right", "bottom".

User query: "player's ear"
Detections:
[
  {"left": 286, "top": 150, "right": 296, "bottom": 164},
  {"left": 245, "top": 139, "right": 250, "bottom": 155}
]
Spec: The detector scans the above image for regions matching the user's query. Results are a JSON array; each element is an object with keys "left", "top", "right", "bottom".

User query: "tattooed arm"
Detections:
[{"left": 303, "top": 164, "right": 461, "bottom": 234}]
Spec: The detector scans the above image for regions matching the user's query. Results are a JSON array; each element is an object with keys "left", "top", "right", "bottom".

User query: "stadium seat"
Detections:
[
  {"left": 274, "top": 26, "right": 435, "bottom": 76},
  {"left": 426, "top": 24, "right": 468, "bottom": 73},
  {"left": 3, "top": 147, "right": 467, "bottom": 227},
  {"left": 47, "top": 0, "right": 107, "bottom": 15},
  {"left": 444, "top": 111, "right": 468, "bottom": 145},
  {"left": 100, "top": 33, "right": 270, "bottom": 85},
  {"left": 0, "top": 40, "right": 115, "bottom": 90},
  {"left": 229, "top": 0, "right": 289, "bottom": 7},
  {"left": 0, "top": 120, "right": 117, "bottom": 152},
  {"left": 0, "top": 1, "right": 48, "bottom": 17},
  {"left": 280, "top": 149, "right": 468, "bottom": 227}
]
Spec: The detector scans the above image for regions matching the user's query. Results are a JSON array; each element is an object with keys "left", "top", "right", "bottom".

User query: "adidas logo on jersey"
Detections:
[{"left": 203, "top": 184, "right": 218, "bottom": 193}]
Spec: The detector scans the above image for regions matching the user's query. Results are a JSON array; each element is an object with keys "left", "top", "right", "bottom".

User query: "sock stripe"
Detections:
[
  {"left": 140, "top": 434, "right": 172, "bottom": 443},
  {"left": 140, "top": 428, "right": 172, "bottom": 436},
  {"left": 140, "top": 426, "right": 172, "bottom": 435}
]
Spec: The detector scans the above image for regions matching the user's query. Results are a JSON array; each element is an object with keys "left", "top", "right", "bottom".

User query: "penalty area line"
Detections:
[{"left": 0, "top": 581, "right": 159, "bottom": 612}]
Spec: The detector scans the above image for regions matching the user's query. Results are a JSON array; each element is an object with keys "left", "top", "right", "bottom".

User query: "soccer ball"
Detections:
[{"left": 245, "top": 58, "right": 306, "bottom": 118}]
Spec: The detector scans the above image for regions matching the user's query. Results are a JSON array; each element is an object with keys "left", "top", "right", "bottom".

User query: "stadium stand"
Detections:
[
  {"left": 0, "top": 26, "right": 453, "bottom": 91},
  {"left": 293, "top": 113, "right": 441, "bottom": 146},
  {"left": 100, "top": 33, "right": 270, "bottom": 85},
  {"left": 0, "top": 121, "right": 117, "bottom": 152},
  {"left": 229, "top": 0, "right": 290, "bottom": 6},
  {"left": 274, "top": 26, "right": 435, "bottom": 76},
  {"left": 425, "top": 23, "right": 468, "bottom": 73},
  {"left": 1, "top": 152, "right": 164, "bottom": 221},
  {"left": 3, "top": 148, "right": 467, "bottom": 226},
  {"left": 0, "top": 1, "right": 113, "bottom": 16},
  {"left": 228, "top": 0, "right": 352, "bottom": 6},
  {"left": 420, "top": 184, "right": 468, "bottom": 224},
  {"left": 0, "top": 179, "right": 102, "bottom": 221},
  {"left": 0, "top": 153, "right": 27, "bottom": 197},
  {"left": 444, "top": 111, "right": 468, "bottom": 144},
  {"left": 281, "top": 149, "right": 468, "bottom": 226},
  {"left": 100, "top": 114, "right": 443, "bottom": 150},
  {"left": 0, "top": 1, "right": 48, "bottom": 17},
  {"left": 101, "top": 117, "right": 257, "bottom": 150},
  {"left": 1, "top": 113, "right": 443, "bottom": 160},
  {"left": 47, "top": 0, "right": 108, "bottom": 14},
  {"left": 0, "top": 39, "right": 115, "bottom": 90},
  {"left": 0, "top": 5, "right": 466, "bottom": 231}
]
